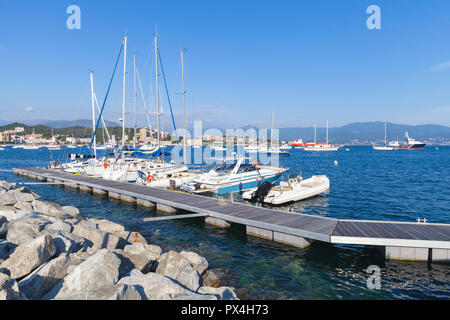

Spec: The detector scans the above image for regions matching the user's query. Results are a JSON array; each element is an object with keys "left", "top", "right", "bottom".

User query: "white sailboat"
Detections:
[
  {"left": 303, "top": 121, "right": 340, "bottom": 151},
  {"left": 373, "top": 122, "right": 393, "bottom": 150}
]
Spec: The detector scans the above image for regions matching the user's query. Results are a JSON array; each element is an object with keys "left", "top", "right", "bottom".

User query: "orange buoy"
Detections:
[
  {"left": 103, "top": 162, "right": 108, "bottom": 169},
  {"left": 252, "top": 160, "right": 259, "bottom": 166}
]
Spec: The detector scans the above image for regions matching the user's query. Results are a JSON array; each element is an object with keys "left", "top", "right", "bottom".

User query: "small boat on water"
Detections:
[
  {"left": 373, "top": 122, "right": 393, "bottom": 150},
  {"left": 22, "top": 145, "right": 41, "bottom": 150},
  {"left": 387, "top": 132, "right": 426, "bottom": 150},
  {"left": 47, "top": 145, "right": 61, "bottom": 150},
  {"left": 303, "top": 122, "right": 340, "bottom": 151},
  {"left": 242, "top": 173, "right": 329, "bottom": 205}
]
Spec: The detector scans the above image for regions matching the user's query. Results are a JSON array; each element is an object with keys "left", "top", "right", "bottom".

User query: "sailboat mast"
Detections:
[
  {"left": 89, "top": 71, "right": 96, "bottom": 157},
  {"left": 121, "top": 36, "right": 128, "bottom": 149},
  {"left": 326, "top": 121, "right": 328, "bottom": 144},
  {"left": 314, "top": 124, "right": 317, "bottom": 144},
  {"left": 181, "top": 49, "right": 187, "bottom": 164},
  {"left": 155, "top": 34, "right": 160, "bottom": 146},
  {"left": 133, "top": 53, "right": 137, "bottom": 149},
  {"left": 384, "top": 122, "right": 387, "bottom": 145},
  {"left": 271, "top": 111, "right": 274, "bottom": 146}
]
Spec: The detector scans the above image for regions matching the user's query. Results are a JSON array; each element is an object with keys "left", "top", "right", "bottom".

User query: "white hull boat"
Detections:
[
  {"left": 373, "top": 146, "right": 393, "bottom": 151},
  {"left": 242, "top": 174, "right": 329, "bottom": 205},
  {"left": 182, "top": 157, "right": 287, "bottom": 194}
]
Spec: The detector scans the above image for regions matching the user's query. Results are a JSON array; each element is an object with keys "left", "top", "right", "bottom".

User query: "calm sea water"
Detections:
[{"left": 0, "top": 145, "right": 449, "bottom": 299}]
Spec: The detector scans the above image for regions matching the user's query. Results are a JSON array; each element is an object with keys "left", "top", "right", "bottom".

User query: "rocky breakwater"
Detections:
[{"left": 0, "top": 180, "right": 238, "bottom": 300}]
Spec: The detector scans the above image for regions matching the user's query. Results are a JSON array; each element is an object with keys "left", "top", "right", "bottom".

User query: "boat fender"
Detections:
[
  {"left": 104, "top": 162, "right": 109, "bottom": 169},
  {"left": 252, "top": 160, "right": 259, "bottom": 166},
  {"left": 147, "top": 174, "right": 153, "bottom": 182}
]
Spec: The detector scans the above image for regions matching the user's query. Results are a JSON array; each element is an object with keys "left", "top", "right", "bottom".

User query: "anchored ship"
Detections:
[{"left": 388, "top": 132, "right": 426, "bottom": 150}]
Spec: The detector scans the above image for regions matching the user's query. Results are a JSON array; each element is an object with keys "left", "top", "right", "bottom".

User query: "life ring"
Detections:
[
  {"left": 147, "top": 174, "right": 153, "bottom": 182},
  {"left": 252, "top": 161, "right": 259, "bottom": 166},
  {"left": 103, "top": 162, "right": 108, "bottom": 169}
]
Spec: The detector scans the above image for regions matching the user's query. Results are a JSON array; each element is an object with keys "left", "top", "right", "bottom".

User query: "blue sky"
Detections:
[{"left": 1, "top": 0, "right": 450, "bottom": 130}]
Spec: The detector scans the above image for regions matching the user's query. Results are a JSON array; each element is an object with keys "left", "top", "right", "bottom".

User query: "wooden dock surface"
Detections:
[{"left": 14, "top": 167, "right": 450, "bottom": 251}]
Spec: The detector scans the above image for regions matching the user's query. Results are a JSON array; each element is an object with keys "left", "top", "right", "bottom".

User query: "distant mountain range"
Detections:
[
  {"left": 1, "top": 120, "right": 450, "bottom": 144},
  {"left": 278, "top": 122, "right": 450, "bottom": 144},
  {"left": 18, "top": 119, "right": 122, "bottom": 129}
]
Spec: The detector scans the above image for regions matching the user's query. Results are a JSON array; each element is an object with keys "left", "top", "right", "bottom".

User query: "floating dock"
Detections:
[{"left": 14, "top": 167, "right": 450, "bottom": 262}]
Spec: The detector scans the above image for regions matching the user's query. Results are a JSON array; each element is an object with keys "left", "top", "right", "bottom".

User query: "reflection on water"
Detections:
[{"left": 0, "top": 146, "right": 449, "bottom": 299}]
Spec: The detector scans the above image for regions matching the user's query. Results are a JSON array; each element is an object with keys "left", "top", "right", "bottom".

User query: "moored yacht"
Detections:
[
  {"left": 388, "top": 132, "right": 426, "bottom": 150},
  {"left": 181, "top": 157, "right": 288, "bottom": 194}
]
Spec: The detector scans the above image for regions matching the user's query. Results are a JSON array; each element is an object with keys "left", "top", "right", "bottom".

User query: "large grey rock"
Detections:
[
  {"left": 0, "top": 234, "right": 56, "bottom": 279},
  {"left": 122, "top": 243, "right": 161, "bottom": 273},
  {"left": 47, "top": 249, "right": 124, "bottom": 299},
  {"left": 42, "top": 230, "right": 90, "bottom": 254},
  {"left": 18, "top": 254, "right": 83, "bottom": 300},
  {"left": 197, "top": 286, "right": 239, "bottom": 300},
  {"left": 119, "top": 231, "right": 147, "bottom": 244},
  {"left": 180, "top": 251, "right": 209, "bottom": 275},
  {"left": 0, "top": 181, "right": 15, "bottom": 191},
  {"left": 156, "top": 251, "right": 201, "bottom": 292},
  {"left": 118, "top": 269, "right": 192, "bottom": 300},
  {"left": 62, "top": 206, "right": 81, "bottom": 220},
  {"left": 3, "top": 215, "right": 52, "bottom": 246},
  {"left": 202, "top": 270, "right": 220, "bottom": 288},
  {"left": 31, "top": 200, "right": 72, "bottom": 220},
  {"left": 72, "top": 221, "right": 123, "bottom": 251},
  {"left": 7, "top": 189, "right": 35, "bottom": 203},
  {"left": 0, "top": 193, "right": 17, "bottom": 206},
  {"left": 88, "top": 218, "right": 125, "bottom": 235},
  {"left": 13, "top": 201, "right": 33, "bottom": 211},
  {"left": 45, "top": 220, "right": 73, "bottom": 233},
  {"left": 0, "top": 272, "right": 27, "bottom": 300},
  {"left": 0, "top": 207, "right": 31, "bottom": 222},
  {"left": 46, "top": 283, "right": 145, "bottom": 300}
]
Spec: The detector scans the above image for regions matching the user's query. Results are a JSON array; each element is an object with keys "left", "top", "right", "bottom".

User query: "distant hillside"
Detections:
[
  {"left": 0, "top": 122, "right": 134, "bottom": 140},
  {"left": 22, "top": 119, "right": 121, "bottom": 129},
  {"left": 279, "top": 122, "right": 450, "bottom": 144}
]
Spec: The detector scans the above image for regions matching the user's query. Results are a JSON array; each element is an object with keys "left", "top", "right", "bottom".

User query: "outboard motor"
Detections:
[{"left": 251, "top": 181, "right": 272, "bottom": 203}]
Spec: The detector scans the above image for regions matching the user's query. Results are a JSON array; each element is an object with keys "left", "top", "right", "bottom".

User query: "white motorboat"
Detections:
[
  {"left": 182, "top": 157, "right": 287, "bottom": 194},
  {"left": 22, "top": 145, "right": 41, "bottom": 150},
  {"left": 373, "top": 145, "right": 393, "bottom": 151},
  {"left": 47, "top": 145, "right": 61, "bottom": 150},
  {"left": 242, "top": 174, "right": 329, "bottom": 205}
]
